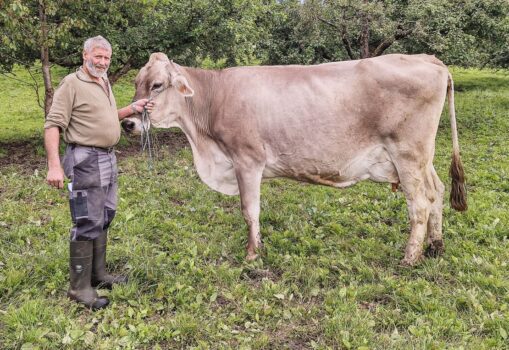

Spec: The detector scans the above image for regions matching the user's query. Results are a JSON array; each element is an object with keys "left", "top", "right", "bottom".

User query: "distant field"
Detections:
[{"left": 0, "top": 65, "right": 508, "bottom": 349}]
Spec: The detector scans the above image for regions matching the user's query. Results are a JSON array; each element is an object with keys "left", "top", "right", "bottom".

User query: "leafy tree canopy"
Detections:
[{"left": 0, "top": 0, "right": 507, "bottom": 115}]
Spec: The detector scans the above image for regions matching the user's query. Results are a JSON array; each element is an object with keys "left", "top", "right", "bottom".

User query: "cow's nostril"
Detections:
[{"left": 121, "top": 120, "right": 135, "bottom": 132}]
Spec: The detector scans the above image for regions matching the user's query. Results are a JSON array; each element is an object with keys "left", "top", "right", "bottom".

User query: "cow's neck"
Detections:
[
  {"left": 173, "top": 68, "right": 239, "bottom": 195},
  {"left": 177, "top": 67, "right": 216, "bottom": 138}
]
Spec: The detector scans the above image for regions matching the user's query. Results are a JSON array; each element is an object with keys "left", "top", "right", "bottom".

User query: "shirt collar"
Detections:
[{"left": 76, "top": 66, "right": 110, "bottom": 85}]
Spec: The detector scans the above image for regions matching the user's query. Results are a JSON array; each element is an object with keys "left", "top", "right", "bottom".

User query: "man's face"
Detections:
[{"left": 83, "top": 47, "right": 111, "bottom": 78}]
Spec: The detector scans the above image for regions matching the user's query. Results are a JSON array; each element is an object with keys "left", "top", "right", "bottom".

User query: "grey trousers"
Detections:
[{"left": 62, "top": 144, "right": 118, "bottom": 241}]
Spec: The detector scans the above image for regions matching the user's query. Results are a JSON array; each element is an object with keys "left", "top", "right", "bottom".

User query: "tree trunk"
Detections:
[
  {"left": 360, "top": 12, "right": 370, "bottom": 59},
  {"left": 317, "top": 16, "right": 356, "bottom": 60},
  {"left": 39, "top": 1, "right": 54, "bottom": 117},
  {"left": 108, "top": 58, "right": 133, "bottom": 85}
]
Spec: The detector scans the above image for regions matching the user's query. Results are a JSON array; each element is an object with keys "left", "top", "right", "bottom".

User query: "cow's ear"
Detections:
[{"left": 172, "top": 75, "right": 194, "bottom": 97}]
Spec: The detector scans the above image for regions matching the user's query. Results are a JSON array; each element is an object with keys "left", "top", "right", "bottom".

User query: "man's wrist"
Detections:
[
  {"left": 47, "top": 161, "right": 61, "bottom": 169},
  {"left": 130, "top": 103, "right": 137, "bottom": 114}
]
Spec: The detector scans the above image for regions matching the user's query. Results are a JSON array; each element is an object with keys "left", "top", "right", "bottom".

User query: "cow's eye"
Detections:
[{"left": 151, "top": 83, "right": 163, "bottom": 90}]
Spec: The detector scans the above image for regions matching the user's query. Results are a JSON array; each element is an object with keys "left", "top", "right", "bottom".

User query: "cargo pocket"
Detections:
[
  {"left": 70, "top": 190, "right": 89, "bottom": 224},
  {"left": 73, "top": 148, "right": 101, "bottom": 190}
]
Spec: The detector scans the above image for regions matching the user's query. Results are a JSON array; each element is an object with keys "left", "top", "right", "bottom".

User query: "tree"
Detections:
[
  {"left": 265, "top": 0, "right": 509, "bottom": 66},
  {"left": 0, "top": 0, "right": 88, "bottom": 115},
  {"left": 397, "top": 0, "right": 509, "bottom": 67},
  {"left": 0, "top": 0, "right": 157, "bottom": 115},
  {"left": 0, "top": 0, "right": 277, "bottom": 117},
  {"left": 262, "top": 0, "right": 329, "bottom": 65},
  {"left": 1, "top": 0, "right": 508, "bottom": 119},
  {"left": 145, "top": 0, "right": 276, "bottom": 67}
]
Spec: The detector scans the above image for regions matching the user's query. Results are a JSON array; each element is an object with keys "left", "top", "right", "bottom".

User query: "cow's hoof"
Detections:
[
  {"left": 246, "top": 252, "right": 259, "bottom": 261},
  {"left": 399, "top": 255, "right": 423, "bottom": 267},
  {"left": 424, "top": 240, "right": 445, "bottom": 258}
]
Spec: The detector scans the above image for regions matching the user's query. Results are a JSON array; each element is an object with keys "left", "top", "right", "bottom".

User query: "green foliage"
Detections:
[
  {"left": 0, "top": 0, "right": 275, "bottom": 78},
  {"left": 263, "top": 0, "right": 325, "bottom": 65},
  {"left": 0, "top": 0, "right": 88, "bottom": 71},
  {"left": 3, "top": 0, "right": 508, "bottom": 78},
  {"left": 145, "top": 0, "right": 274, "bottom": 67},
  {"left": 402, "top": 0, "right": 509, "bottom": 66},
  {"left": 1, "top": 68, "right": 509, "bottom": 348},
  {"left": 263, "top": 0, "right": 509, "bottom": 66}
]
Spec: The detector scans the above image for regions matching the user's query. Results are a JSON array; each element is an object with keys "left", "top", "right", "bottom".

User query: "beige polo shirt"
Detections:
[{"left": 44, "top": 67, "right": 120, "bottom": 148}]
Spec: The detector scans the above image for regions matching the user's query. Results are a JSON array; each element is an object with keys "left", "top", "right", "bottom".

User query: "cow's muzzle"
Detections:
[{"left": 121, "top": 119, "right": 136, "bottom": 133}]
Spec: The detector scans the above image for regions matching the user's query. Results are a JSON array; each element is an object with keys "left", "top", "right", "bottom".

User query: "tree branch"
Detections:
[
  {"left": 0, "top": 69, "right": 43, "bottom": 110},
  {"left": 26, "top": 67, "right": 44, "bottom": 111},
  {"left": 108, "top": 57, "right": 134, "bottom": 85},
  {"left": 53, "top": 52, "right": 81, "bottom": 67},
  {"left": 372, "top": 26, "right": 414, "bottom": 57},
  {"left": 318, "top": 17, "right": 355, "bottom": 60},
  {"left": 0, "top": 72, "right": 35, "bottom": 86},
  {"left": 317, "top": 17, "right": 340, "bottom": 31}
]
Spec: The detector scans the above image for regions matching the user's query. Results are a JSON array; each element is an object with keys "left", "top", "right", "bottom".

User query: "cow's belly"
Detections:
[{"left": 262, "top": 144, "right": 399, "bottom": 188}]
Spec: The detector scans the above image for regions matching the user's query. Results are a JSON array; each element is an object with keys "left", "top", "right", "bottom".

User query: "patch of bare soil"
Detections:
[
  {"left": 116, "top": 130, "right": 189, "bottom": 160},
  {"left": 0, "top": 130, "right": 189, "bottom": 174},
  {"left": 0, "top": 139, "right": 46, "bottom": 173}
]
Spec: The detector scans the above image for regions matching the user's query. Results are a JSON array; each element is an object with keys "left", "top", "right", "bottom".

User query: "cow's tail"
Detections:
[{"left": 447, "top": 73, "right": 467, "bottom": 211}]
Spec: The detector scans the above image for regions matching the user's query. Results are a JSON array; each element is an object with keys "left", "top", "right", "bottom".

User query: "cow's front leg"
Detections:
[{"left": 235, "top": 168, "right": 263, "bottom": 261}]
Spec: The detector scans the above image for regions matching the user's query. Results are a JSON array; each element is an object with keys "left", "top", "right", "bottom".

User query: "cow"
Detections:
[{"left": 122, "top": 52, "right": 467, "bottom": 266}]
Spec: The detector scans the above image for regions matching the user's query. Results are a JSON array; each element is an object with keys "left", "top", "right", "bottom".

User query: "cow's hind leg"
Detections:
[
  {"left": 424, "top": 165, "right": 445, "bottom": 257},
  {"left": 398, "top": 163, "right": 434, "bottom": 266},
  {"left": 235, "top": 167, "right": 264, "bottom": 261}
]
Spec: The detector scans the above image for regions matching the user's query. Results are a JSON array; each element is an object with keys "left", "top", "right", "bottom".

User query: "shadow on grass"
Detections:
[
  {"left": 454, "top": 75, "right": 509, "bottom": 93},
  {"left": 0, "top": 129, "right": 189, "bottom": 173}
]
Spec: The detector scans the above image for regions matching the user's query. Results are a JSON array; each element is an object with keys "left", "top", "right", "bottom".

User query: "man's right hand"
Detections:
[
  {"left": 44, "top": 127, "right": 65, "bottom": 189},
  {"left": 47, "top": 166, "right": 65, "bottom": 189}
]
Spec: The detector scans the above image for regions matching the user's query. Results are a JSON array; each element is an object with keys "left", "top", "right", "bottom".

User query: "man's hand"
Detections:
[
  {"left": 119, "top": 99, "right": 156, "bottom": 120},
  {"left": 130, "top": 99, "right": 155, "bottom": 114},
  {"left": 47, "top": 166, "right": 65, "bottom": 189},
  {"left": 44, "top": 127, "right": 65, "bottom": 189}
]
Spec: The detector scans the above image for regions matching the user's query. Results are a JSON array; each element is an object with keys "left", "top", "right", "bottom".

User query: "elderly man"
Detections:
[{"left": 44, "top": 36, "right": 152, "bottom": 310}]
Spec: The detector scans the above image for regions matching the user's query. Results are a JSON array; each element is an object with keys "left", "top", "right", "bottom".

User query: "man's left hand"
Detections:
[{"left": 130, "top": 99, "right": 155, "bottom": 114}]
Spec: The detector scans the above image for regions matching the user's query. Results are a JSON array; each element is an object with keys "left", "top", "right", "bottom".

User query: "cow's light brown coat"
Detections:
[{"left": 125, "top": 53, "right": 467, "bottom": 265}]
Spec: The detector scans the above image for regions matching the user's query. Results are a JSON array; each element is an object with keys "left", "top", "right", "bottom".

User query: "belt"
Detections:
[{"left": 68, "top": 143, "right": 115, "bottom": 153}]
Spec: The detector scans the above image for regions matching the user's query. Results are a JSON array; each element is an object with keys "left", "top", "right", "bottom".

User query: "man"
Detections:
[{"left": 44, "top": 35, "right": 153, "bottom": 310}]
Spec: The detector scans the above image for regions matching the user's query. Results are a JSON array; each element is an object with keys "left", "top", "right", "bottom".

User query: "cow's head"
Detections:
[{"left": 121, "top": 53, "right": 194, "bottom": 135}]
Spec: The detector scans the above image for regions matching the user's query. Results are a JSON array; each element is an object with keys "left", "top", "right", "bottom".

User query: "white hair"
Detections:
[{"left": 83, "top": 35, "right": 111, "bottom": 53}]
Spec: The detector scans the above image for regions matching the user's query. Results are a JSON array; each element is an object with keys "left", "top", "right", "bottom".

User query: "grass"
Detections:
[{"left": 0, "top": 65, "right": 509, "bottom": 349}]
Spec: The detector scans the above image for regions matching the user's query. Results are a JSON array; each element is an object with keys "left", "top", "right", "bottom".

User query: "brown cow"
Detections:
[{"left": 122, "top": 53, "right": 467, "bottom": 266}]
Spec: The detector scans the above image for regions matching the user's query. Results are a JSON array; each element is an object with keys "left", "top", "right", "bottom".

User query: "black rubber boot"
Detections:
[
  {"left": 91, "top": 232, "right": 128, "bottom": 289},
  {"left": 68, "top": 240, "right": 109, "bottom": 310}
]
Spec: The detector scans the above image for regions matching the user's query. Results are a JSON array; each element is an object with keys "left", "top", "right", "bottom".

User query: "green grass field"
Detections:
[{"left": 0, "top": 65, "right": 508, "bottom": 349}]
